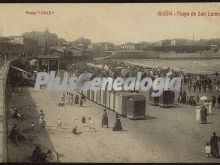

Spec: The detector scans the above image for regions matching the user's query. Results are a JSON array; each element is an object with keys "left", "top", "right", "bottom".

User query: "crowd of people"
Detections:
[
  {"left": 31, "top": 146, "right": 57, "bottom": 163},
  {"left": 65, "top": 59, "right": 220, "bottom": 108},
  {"left": 7, "top": 58, "right": 220, "bottom": 162},
  {"left": 66, "top": 59, "right": 219, "bottom": 87},
  {"left": 195, "top": 98, "right": 217, "bottom": 125},
  {"left": 59, "top": 92, "right": 86, "bottom": 107},
  {"left": 7, "top": 61, "right": 57, "bottom": 163},
  {"left": 59, "top": 92, "right": 123, "bottom": 132},
  {"left": 65, "top": 59, "right": 220, "bottom": 159},
  {"left": 183, "top": 73, "right": 220, "bottom": 93},
  {"left": 65, "top": 59, "right": 181, "bottom": 79},
  {"left": 8, "top": 107, "right": 56, "bottom": 162},
  {"left": 178, "top": 90, "right": 220, "bottom": 107},
  {"left": 66, "top": 59, "right": 219, "bottom": 90}
]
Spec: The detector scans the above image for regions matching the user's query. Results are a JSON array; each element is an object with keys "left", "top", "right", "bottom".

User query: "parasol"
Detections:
[{"left": 200, "top": 96, "right": 208, "bottom": 101}]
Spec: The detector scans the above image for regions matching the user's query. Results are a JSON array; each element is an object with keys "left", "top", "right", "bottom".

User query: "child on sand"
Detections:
[
  {"left": 82, "top": 115, "right": 86, "bottom": 125},
  {"left": 31, "top": 122, "right": 36, "bottom": 131},
  {"left": 72, "top": 126, "right": 81, "bottom": 135},
  {"left": 205, "top": 143, "right": 211, "bottom": 158},
  {"left": 88, "top": 117, "right": 96, "bottom": 133},
  {"left": 56, "top": 116, "right": 62, "bottom": 131}
]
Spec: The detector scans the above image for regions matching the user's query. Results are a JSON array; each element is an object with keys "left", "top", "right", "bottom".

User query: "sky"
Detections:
[{"left": 0, "top": 3, "right": 220, "bottom": 44}]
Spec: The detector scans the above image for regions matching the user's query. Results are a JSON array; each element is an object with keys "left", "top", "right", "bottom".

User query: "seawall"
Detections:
[{"left": 0, "top": 60, "right": 16, "bottom": 163}]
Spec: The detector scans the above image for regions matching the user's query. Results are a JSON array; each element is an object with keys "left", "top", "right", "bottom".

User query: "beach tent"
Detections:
[
  {"left": 159, "top": 90, "right": 175, "bottom": 108},
  {"left": 115, "top": 92, "right": 143, "bottom": 117},
  {"left": 127, "top": 95, "right": 146, "bottom": 119}
]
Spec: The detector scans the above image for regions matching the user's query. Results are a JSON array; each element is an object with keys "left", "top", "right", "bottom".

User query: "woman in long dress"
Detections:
[
  {"left": 208, "top": 100, "right": 212, "bottom": 115},
  {"left": 101, "top": 110, "right": 108, "bottom": 128},
  {"left": 113, "top": 113, "right": 122, "bottom": 131},
  {"left": 195, "top": 106, "right": 201, "bottom": 123}
]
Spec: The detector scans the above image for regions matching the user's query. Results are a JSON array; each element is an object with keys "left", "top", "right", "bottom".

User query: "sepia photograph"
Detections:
[{"left": 0, "top": 3, "right": 220, "bottom": 163}]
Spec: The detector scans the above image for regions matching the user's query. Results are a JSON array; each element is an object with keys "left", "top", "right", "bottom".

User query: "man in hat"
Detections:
[
  {"left": 31, "top": 145, "right": 42, "bottom": 163},
  {"left": 9, "top": 124, "right": 19, "bottom": 143},
  {"left": 201, "top": 105, "right": 208, "bottom": 124}
]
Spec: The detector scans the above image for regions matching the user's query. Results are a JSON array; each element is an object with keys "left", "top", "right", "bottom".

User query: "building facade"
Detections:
[
  {"left": 120, "top": 43, "right": 136, "bottom": 51},
  {"left": 22, "top": 28, "right": 58, "bottom": 47},
  {"left": 90, "top": 42, "right": 115, "bottom": 51},
  {"left": 9, "top": 36, "right": 39, "bottom": 58}
]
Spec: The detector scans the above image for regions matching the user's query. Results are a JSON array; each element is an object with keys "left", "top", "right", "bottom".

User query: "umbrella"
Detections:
[{"left": 200, "top": 96, "right": 208, "bottom": 101}]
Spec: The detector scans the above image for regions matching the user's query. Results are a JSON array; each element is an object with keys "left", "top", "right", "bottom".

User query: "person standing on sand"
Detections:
[
  {"left": 178, "top": 91, "right": 182, "bottom": 103},
  {"left": 182, "top": 90, "right": 186, "bottom": 104},
  {"left": 101, "top": 109, "right": 109, "bottom": 128},
  {"left": 39, "top": 116, "right": 46, "bottom": 128},
  {"left": 75, "top": 94, "right": 79, "bottom": 104},
  {"left": 205, "top": 143, "right": 211, "bottom": 158},
  {"left": 195, "top": 106, "right": 201, "bottom": 123},
  {"left": 113, "top": 113, "right": 123, "bottom": 131},
  {"left": 81, "top": 93, "right": 86, "bottom": 104},
  {"left": 210, "top": 132, "right": 220, "bottom": 158},
  {"left": 80, "top": 99, "right": 84, "bottom": 107},
  {"left": 218, "top": 95, "right": 220, "bottom": 105},
  {"left": 204, "top": 100, "right": 209, "bottom": 110},
  {"left": 201, "top": 106, "right": 207, "bottom": 124},
  {"left": 70, "top": 93, "right": 74, "bottom": 105},
  {"left": 88, "top": 117, "right": 96, "bottom": 133},
  {"left": 208, "top": 100, "right": 212, "bottom": 115},
  {"left": 56, "top": 116, "right": 62, "bottom": 131},
  {"left": 196, "top": 94, "right": 200, "bottom": 104},
  {"left": 82, "top": 115, "right": 86, "bottom": 125},
  {"left": 212, "top": 95, "right": 216, "bottom": 108}
]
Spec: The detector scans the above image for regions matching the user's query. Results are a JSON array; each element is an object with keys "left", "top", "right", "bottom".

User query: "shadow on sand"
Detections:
[
  {"left": 6, "top": 87, "right": 62, "bottom": 163},
  {"left": 127, "top": 115, "right": 157, "bottom": 121}
]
